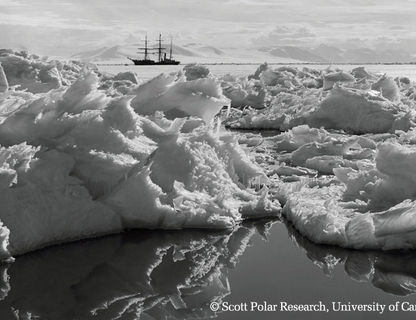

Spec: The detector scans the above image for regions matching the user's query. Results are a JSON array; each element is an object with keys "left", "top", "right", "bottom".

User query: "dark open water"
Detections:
[{"left": 1, "top": 218, "right": 416, "bottom": 320}]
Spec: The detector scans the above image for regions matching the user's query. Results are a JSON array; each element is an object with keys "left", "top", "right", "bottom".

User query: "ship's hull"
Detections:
[{"left": 129, "top": 58, "right": 180, "bottom": 65}]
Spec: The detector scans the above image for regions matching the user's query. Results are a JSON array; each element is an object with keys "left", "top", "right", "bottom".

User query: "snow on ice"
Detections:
[
  {"left": 0, "top": 50, "right": 279, "bottom": 259},
  {"left": 222, "top": 62, "right": 416, "bottom": 251},
  {"left": 3, "top": 50, "right": 416, "bottom": 259}
]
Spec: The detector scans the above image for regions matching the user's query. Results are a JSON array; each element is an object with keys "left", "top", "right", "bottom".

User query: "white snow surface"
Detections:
[
  {"left": 3, "top": 50, "right": 416, "bottom": 258},
  {"left": 224, "top": 63, "right": 415, "bottom": 134},
  {"left": 271, "top": 127, "right": 416, "bottom": 250},
  {"left": 0, "top": 51, "right": 280, "bottom": 259},
  {"left": 223, "top": 62, "right": 416, "bottom": 252}
]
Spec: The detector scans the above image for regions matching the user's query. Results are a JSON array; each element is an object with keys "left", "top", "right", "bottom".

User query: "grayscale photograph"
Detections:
[{"left": 1, "top": 0, "right": 416, "bottom": 319}]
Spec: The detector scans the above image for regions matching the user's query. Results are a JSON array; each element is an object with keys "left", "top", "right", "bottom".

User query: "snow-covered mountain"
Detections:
[
  {"left": 71, "top": 42, "right": 416, "bottom": 64},
  {"left": 71, "top": 44, "right": 199, "bottom": 63},
  {"left": 71, "top": 43, "right": 301, "bottom": 64},
  {"left": 265, "top": 46, "right": 326, "bottom": 63},
  {"left": 310, "top": 44, "right": 345, "bottom": 63},
  {"left": 71, "top": 46, "right": 134, "bottom": 61}
]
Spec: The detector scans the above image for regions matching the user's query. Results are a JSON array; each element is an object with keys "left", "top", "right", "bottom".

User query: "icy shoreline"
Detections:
[{"left": 2, "top": 49, "right": 416, "bottom": 259}]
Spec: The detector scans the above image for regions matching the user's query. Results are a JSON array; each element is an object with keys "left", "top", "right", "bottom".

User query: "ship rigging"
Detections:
[{"left": 128, "top": 34, "right": 180, "bottom": 65}]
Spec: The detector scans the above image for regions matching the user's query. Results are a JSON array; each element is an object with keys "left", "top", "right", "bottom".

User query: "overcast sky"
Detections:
[{"left": 1, "top": 0, "right": 416, "bottom": 56}]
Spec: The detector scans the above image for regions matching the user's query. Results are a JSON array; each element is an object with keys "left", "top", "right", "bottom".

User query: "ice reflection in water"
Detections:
[
  {"left": 285, "top": 220, "right": 416, "bottom": 296},
  {"left": 1, "top": 219, "right": 416, "bottom": 319},
  {"left": 0, "top": 222, "right": 270, "bottom": 320}
]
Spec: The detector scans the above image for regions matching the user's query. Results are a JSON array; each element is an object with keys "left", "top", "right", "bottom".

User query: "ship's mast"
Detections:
[
  {"left": 144, "top": 33, "right": 148, "bottom": 60},
  {"left": 137, "top": 33, "right": 150, "bottom": 60},
  {"left": 169, "top": 37, "right": 173, "bottom": 60},
  {"left": 158, "top": 33, "right": 162, "bottom": 63}
]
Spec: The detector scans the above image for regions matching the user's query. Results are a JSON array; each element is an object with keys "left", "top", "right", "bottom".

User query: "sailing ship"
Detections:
[{"left": 128, "top": 34, "right": 180, "bottom": 65}]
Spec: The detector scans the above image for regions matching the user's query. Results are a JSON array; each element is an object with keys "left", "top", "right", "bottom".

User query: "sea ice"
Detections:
[
  {"left": 183, "top": 63, "right": 211, "bottom": 80},
  {"left": 223, "top": 64, "right": 416, "bottom": 135},
  {"left": 280, "top": 137, "right": 416, "bottom": 250},
  {"left": 308, "top": 86, "right": 410, "bottom": 134},
  {"left": 0, "top": 63, "right": 8, "bottom": 93},
  {"left": 371, "top": 74, "right": 400, "bottom": 101},
  {"left": 0, "top": 51, "right": 279, "bottom": 259},
  {"left": 322, "top": 71, "right": 355, "bottom": 90},
  {"left": 3, "top": 51, "right": 416, "bottom": 257},
  {"left": 130, "top": 73, "right": 230, "bottom": 122}
]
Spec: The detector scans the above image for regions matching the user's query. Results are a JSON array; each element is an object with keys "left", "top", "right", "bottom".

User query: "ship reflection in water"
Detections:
[{"left": 1, "top": 219, "right": 416, "bottom": 319}]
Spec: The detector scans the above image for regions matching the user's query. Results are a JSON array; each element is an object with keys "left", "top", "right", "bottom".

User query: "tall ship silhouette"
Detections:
[{"left": 128, "top": 34, "right": 180, "bottom": 65}]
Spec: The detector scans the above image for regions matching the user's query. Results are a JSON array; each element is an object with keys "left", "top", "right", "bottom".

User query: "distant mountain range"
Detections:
[
  {"left": 261, "top": 44, "right": 415, "bottom": 63},
  {"left": 71, "top": 43, "right": 299, "bottom": 64},
  {"left": 71, "top": 42, "right": 416, "bottom": 64}
]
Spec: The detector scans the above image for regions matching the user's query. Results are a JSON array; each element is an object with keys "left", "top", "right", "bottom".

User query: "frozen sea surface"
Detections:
[
  {"left": 3, "top": 53, "right": 416, "bottom": 319},
  {"left": 99, "top": 63, "right": 416, "bottom": 82}
]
